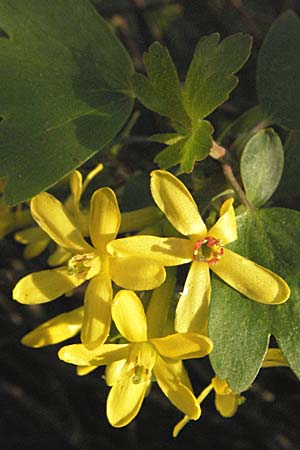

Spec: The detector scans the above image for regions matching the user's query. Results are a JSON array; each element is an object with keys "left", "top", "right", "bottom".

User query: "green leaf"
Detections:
[
  {"left": 154, "top": 137, "right": 187, "bottom": 170},
  {"left": 276, "top": 130, "right": 300, "bottom": 199},
  {"left": 184, "top": 33, "right": 252, "bottom": 120},
  {"left": 209, "top": 208, "right": 300, "bottom": 392},
  {"left": 154, "top": 120, "right": 213, "bottom": 171},
  {"left": 257, "top": 11, "right": 300, "bottom": 130},
  {"left": 0, "top": 0, "right": 134, "bottom": 205},
  {"left": 240, "top": 128, "right": 284, "bottom": 207},
  {"left": 150, "top": 133, "right": 183, "bottom": 145},
  {"left": 132, "top": 42, "right": 190, "bottom": 127},
  {"left": 180, "top": 120, "right": 213, "bottom": 172},
  {"left": 218, "top": 105, "right": 272, "bottom": 157}
]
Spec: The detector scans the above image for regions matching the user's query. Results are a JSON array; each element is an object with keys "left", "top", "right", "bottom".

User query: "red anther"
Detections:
[
  {"left": 193, "top": 236, "right": 224, "bottom": 264},
  {"left": 206, "top": 237, "right": 220, "bottom": 247},
  {"left": 193, "top": 239, "right": 205, "bottom": 252}
]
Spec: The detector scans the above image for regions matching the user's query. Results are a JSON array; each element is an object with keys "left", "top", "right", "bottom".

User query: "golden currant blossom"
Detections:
[
  {"left": 14, "top": 164, "right": 103, "bottom": 264},
  {"left": 13, "top": 187, "right": 165, "bottom": 349},
  {"left": 173, "top": 376, "right": 244, "bottom": 437},
  {"left": 173, "top": 348, "right": 289, "bottom": 437},
  {"left": 108, "top": 170, "right": 290, "bottom": 334},
  {"left": 58, "top": 290, "right": 213, "bottom": 427}
]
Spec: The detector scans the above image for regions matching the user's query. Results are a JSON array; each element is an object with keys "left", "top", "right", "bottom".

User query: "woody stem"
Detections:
[{"left": 210, "top": 141, "right": 255, "bottom": 211}]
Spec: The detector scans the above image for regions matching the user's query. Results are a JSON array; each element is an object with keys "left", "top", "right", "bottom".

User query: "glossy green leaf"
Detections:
[
  {"left": 218, "top": 105, "right": 272, "bottom": 157},
  {"left": 183, "top": 33, "right": 252, "bottom": 120},
  {"left": 0, "top": 0, "right": 134, "bottom": 205},
  {"left": 209, "top": 208, "right": 300, "bottom": 392},
  {"left": 240, "top": 128, "right": 284, "bottom": 207},
  {"left": 154, "top": 121, "right": 213, "bottom": 171},
  {"left": 132, "top": 42, "right": 190, "bottom": 127},
  {"left": 257, "top": 11, "right": 300, "bottom": 129}
]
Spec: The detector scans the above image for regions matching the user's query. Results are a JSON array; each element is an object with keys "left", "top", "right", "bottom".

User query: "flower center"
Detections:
[
  {"left": 193, "top": 236, "right": 224, "bottom": 265},
  {"left": 67, "top": 253, "right": 96, "bottom": 278},
  {"left": 132, "top": 365, "right": 150, "bottom": 384},
  {"left": 129, "top": 343, "right": 156, "bottom": 385}
]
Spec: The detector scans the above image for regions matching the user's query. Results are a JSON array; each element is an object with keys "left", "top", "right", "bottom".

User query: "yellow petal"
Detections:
[
  {"left": 76, "top": 365, "right": 98, "bottom": 376},
  {"left": 105, "top": 360, "right": 127, "bottom": 386},
  {"left": 107, "top": 236, "right": 193, "bottom": 266},
  {"left": 212, "top": 377, "right": 232, "bottom": 395},
  {"left": 262, "top": 348, "right": 289, "bottom": 368},
  {"left": 14, "top": 226, "right": 48, "bottom": 244},
  {"left": 112, "top": 290, "right": 147, "bottom": 342},
  {"left": 146, "top": 267, "right": 176, "bottom": 339},
  {"left": 68, "top": 170, "right": 83, "bottom": 210},
  {"left": 21, "top": 307, "right": 83, "bottom": 347},
  {"left": 106, "top": 361, "right": 148, "bottom": 427},
  {"left": 215, "top": 392, "right": 241, "bottom": 417},
  {"left": 47, "top": 246, "right": 72, "bottom": 267},
  {"left": 150, "top": 170, "right": 207, "bottom": 237},
  {"left": 208, "top": 198, "right": 237, "bottom": 245},
  {"left": 89, "top": 188, "right": 120, "bottom": 252},
  {"left": 15, "top": 227, "right": 50, "bottom": 258},
  {"left": 151, "top": 332, "right": 212, "bottom": 359},
  {"left": 13, "top": 267, "right": 85, "bottom": 304},
  {"left": 110, "top": 256, "right": 166, "bottom": 290},
  {"left": 31, "top": 192, "right": 92, "bottom": 254},
  {"left": 81, "top": 274, "right": 113, "bottom": 350},
  {"left": 165, "top": 360, "right": 193, "bottom": 391},
  {"left": 175, "top": 261, "right": 211, "bottom": 334},
  {"left": 58, "top": 343, "right": 130, "bottom": 366},
  {"left": 211, "top": 249, "right": 290, "bottom": 304},
  {"left": 154, "top": 355, "right": 201, "bottom": 419},
  {"left": 173, "top": 383, "right": 213, "bottom": 437},
  {"left": 82, "top": 163, "right": 104, "bottom": 192},
  {"left": 23, "top": 239, "right": 50, "bottom": 259}
]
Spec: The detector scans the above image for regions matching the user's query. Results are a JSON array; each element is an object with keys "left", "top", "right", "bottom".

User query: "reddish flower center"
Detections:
[{"left": 193, "top": 236, "right": 224, "bottom": 265}]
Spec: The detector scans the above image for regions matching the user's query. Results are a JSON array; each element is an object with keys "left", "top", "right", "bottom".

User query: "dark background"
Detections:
[{"left": 1, "top": 1, "right": 300, "bottom": 449}]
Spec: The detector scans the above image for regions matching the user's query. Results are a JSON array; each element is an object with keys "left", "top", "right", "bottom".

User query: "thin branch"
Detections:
[{"left": 210, "top": 141, "right": 255, "bottom": 211}]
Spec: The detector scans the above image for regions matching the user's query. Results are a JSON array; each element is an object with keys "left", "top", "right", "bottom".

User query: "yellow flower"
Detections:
[
  {"left": 58, "top": 290, "right": 213, "bottom": 427},
  {"left": 108, "top": 170, "right": 290, "bottom": 334},
  {"left": 173, "top": 376, "right": 244, "bottom": 437},
  {"left": 13, "top": 187, "right": 165, "bottom": 349},
  {"left": 173, "top": 347, "right": 289, "bottom": 437},
  {"left": 14, "top": 164, "right": 103, "bottom": 264}
]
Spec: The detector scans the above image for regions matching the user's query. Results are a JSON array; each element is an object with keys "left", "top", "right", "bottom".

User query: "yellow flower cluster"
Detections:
[{"left": 11, "top": 168, "right": 290, "bottom": 432}]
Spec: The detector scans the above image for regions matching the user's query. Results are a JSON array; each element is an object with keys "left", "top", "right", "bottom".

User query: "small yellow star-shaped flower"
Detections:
[
  {"left": 58, "top": 290, "right": 213, "bottom": 427},
  {"left": 13, "top": 187, "right": 165, "bottom": 349},
  {"left": 108, "top": 170, "right": 290, "bottom": 334}
]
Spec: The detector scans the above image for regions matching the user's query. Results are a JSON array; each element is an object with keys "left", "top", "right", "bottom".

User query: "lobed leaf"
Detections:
[
  {"left": 154, "top": 121, "right": 213, "bottom": 171},
  {"left": 184, "top": 33, "right": 252, "bottom": 120},
  {"left": 0, "top": 0, "right": 134, "bottom": 204},
  {"left": 132, "top": 42, "right": 190, "bottom": 127}
]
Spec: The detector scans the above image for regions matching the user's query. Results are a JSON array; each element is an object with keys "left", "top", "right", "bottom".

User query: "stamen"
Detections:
[
  {"left": 132, "top": 365, "right": 150, "bottom": 384},
  {"left": 132, "top": 365, "right": 144, "bottom": 384},
  {"left": 67, "top": 253, "right": 95, "bottom": 277},
  {"left": 193, "top": 236, "right": 224, "bottom": 265}
]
